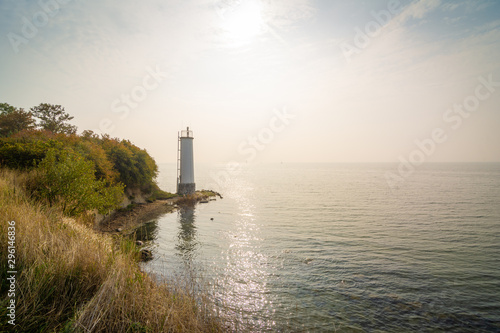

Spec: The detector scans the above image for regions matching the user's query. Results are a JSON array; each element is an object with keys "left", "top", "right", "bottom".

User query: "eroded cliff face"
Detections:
[
  {"left": 122, "top": 187, "right": 149, "bottom": 206},
  {"left": 94, "top": 187, "right": 152, "bottom": 227}
]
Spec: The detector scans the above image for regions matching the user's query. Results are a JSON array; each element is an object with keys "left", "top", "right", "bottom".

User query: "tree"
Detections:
[
  {"left": 101, "top": 138, "right": 158, "bottom": 191},
  {"left": 0, "top": 103, "right": 35, "bottom": 137},
  {"left": 0, "top": 102, "right": 17, "bottom": 114},
  {"left": 30, "top": 103, "right": 77, "bottom": 134}
]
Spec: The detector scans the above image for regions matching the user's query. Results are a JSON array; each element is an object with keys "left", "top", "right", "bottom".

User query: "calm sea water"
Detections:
[{"left": 137, "top": 163, "right": 500, "bottom": 332}]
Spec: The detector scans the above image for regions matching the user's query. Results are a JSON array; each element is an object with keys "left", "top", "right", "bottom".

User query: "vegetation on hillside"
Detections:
[
  {"left": 0, "top": 102, "right": 173, "bottom": 215},
  {"left": 0, "top": 102, "right": 224, "bottom": 332}
]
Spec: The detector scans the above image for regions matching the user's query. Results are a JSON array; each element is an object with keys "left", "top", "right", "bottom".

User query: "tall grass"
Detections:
[{"left": 0, "top": 169, "right": 225, "bottom": 332}]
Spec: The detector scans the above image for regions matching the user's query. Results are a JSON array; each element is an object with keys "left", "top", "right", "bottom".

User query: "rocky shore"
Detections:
[{"left": 96, "top": 190, "right": 221, "bottom": 235}]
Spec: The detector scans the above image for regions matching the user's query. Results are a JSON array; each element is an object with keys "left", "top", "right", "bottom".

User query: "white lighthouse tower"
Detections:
[{"left": 177, "top": 127, "right": 195, "bottom": 195}]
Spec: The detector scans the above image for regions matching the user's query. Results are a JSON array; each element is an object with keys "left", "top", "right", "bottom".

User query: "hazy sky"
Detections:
[{"left": 1, "top": 0, "right": 499, "bottom": 164}]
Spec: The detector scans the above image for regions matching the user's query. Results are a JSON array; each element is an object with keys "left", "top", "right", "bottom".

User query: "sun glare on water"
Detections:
[{"left": 220, "top": 0, "right": 265, "bottom": 42}]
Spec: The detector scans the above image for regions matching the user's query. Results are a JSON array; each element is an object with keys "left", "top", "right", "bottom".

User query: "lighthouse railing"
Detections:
[
  {"left": 176, "top": 132, "right": 181, "bottom": 193},
  {"left": 180, "top": 130, "right": 193, "bottom": 138}
]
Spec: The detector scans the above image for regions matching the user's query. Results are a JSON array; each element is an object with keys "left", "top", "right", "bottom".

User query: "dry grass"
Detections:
[
  {"left": 176, "top": 195, "right": 199, "bottom": 206},
  {"left": 0, "top": 169, "right": 225, "bottom": 332}
]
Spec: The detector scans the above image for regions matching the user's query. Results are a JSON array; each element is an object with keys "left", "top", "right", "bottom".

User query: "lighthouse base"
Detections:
[{"left": 177, "top": 183, "right": 195, "bottom": 196}]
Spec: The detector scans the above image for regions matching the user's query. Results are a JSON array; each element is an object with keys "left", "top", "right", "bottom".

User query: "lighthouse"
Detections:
[{"left": 177, "top": 127, "right": 195, "bottom": 195}]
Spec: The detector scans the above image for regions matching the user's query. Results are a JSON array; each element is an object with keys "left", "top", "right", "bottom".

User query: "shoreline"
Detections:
[
  {"left": 96, "top": 190, "right": 220, "bottom": 235},
  {"left": 97, "top": 198, "right": 178, "bottom": 235}
]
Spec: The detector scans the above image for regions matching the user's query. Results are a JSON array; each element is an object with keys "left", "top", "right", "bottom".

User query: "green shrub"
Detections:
[
  {"left": 31, "top": 149, "right": 124, "bottom": 216},
  {"left": 0, "top": 138, "right": 60, "bottom": 169}
]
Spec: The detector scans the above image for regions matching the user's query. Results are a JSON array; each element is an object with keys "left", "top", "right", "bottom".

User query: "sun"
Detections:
[{"left": 220, "top": 0, "right": 265, "bottom": 42}]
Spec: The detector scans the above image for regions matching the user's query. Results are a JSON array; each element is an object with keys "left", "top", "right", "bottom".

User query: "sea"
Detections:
[{"left": 136, "top": 163, "right": 500, "bottom": 332}]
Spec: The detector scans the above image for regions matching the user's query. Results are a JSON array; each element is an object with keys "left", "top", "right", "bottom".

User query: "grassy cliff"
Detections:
[
  {"left": 0, "top": 126, "right": 225, "bottom": 331},
  {"left": 0, "top": 169, "right": 223, "bottom": 332}
]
